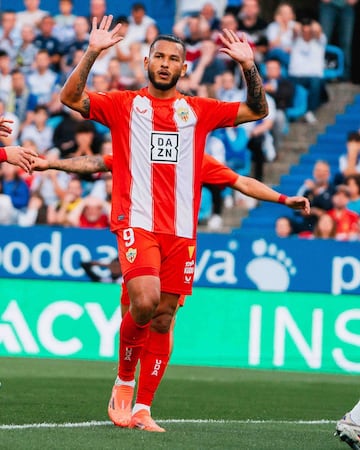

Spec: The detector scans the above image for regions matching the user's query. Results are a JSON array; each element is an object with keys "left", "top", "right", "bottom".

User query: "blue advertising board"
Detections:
[{"left": 0, "top": 225, "right": 360, "bottom": 295}]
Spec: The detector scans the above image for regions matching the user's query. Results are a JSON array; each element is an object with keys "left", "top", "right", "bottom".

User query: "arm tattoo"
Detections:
[
  {"left": 243, "top": 64, "right": 268, "bottom": 116},
  {"left": 52, "top": 155, "right": 108, "bottom": 174}
]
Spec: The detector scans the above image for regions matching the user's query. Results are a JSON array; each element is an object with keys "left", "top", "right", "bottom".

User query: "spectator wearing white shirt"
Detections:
[
  {"left": 26, "top": 49, "right": 61, "bottom": 110},
  {"left": 126, "top": 3, "right": 156, "bottom": 45},
  {"left": 16, "top": 0, "right": 48, "bottom": 31},
  {"left": 53, "top": 0, "right": 77, "bottom": 45},
  {"left": 20, "top": 104, "right": 53, "bottom": 153},
  {"left": 0, "top": 50, "right": 12, "bottom": 104},
  {"left": 288, "top": 18, "right": 327, "bottom": 124}
]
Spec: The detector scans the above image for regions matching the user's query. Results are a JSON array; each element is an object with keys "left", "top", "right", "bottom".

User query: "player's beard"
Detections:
[{"left": 148, "top": 68, "right": 181, "bottom": 91}]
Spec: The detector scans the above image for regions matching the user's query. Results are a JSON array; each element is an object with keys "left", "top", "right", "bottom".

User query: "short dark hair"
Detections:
[
  {"left": 149, "top": 34, "right": 186, "bottom": 58},
  {"left": 132, "top": 2, "right": 146, "bottom": 12}
]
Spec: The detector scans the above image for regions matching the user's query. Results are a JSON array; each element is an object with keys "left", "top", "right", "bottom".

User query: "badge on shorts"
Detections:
[
  {"left": 126, "top": 247, "right": 137, "bottom": 263},
  {"left": 150, "top": 132, "right": 179, "bottom": 163}
]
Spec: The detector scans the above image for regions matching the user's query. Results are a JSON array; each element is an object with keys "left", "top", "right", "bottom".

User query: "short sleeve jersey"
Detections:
[{"left": 88, "top": 88, "right": 239, "bottom": 238}]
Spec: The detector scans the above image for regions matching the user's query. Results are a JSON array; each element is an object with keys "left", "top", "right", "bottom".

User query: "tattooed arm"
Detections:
[
  {"left": 218, "top": 29, "right": 268, "bottom": 125},
  {"left": 60, "top": 15, "right": 123, "bottom": 116},
  {"left": 32, "top": 155, "right": 109, "bottom": 174}
]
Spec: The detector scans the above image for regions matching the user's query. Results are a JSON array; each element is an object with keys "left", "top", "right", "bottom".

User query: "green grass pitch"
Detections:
[{"left": 0, "top": 357, "right": 359, "bottom": 449}]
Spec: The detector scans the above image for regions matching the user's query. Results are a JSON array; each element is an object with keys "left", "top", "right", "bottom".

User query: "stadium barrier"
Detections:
[
  {"left": 0, "top": 225, "right": 360, "bottom": 295},
  {"left": 1, "top": 279, "right": 359, "bottom": 375}
]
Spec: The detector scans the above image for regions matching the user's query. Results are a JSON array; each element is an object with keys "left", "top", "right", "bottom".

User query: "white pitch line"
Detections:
[{"left": 0, "top": 419, "right": 335, "bottom": 430}]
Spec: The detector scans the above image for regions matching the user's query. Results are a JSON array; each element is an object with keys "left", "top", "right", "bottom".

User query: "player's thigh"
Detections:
[
  {"left": 116, "top": 227, "right": 161, "bottom": 282},
  {"left": 160, "top": 235, "right": 196, "bottom": 295}
]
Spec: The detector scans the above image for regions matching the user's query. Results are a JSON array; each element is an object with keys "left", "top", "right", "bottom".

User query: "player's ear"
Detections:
[
  {"left": 180, "top": 63, "right": 188, "bottom": 77},
  {"left": 143, "top": 56, "right": 149, "bottom": 70}
]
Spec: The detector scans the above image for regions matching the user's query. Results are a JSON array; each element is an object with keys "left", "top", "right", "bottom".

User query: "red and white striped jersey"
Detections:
[{"left": 88, "top": 87, "right": 239, "bottom": 238}]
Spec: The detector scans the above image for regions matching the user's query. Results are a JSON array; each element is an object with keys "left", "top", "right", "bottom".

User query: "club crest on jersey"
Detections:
[
  {"left": 150, "top": 132, "right": 179, "bottom": 163},
  {"left": 126, "top": 247, "right": 137, "bottom": 263},
  {"left": 176, "top": 106, "right": 189, "bottom": 122}
]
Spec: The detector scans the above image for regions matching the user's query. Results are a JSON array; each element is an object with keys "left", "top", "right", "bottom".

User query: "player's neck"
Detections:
[{"left": 147, "top": 84, "right": 177, "bottom": 99}]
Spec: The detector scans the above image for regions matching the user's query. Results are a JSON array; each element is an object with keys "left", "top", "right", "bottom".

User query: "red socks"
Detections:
[
  {"left": 118, "top": 311, "right": 150, "bottom": 381},
  {"left": 136, "top": 329, "right": 171, "bottom": 406}
]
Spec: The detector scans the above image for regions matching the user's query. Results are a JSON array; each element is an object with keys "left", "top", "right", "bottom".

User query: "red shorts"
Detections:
[
  {"left": 115, "top": 227, "right": 196, "bottom": 295},
  {"left": 120, "top": 284, "right": 186, "bottom": 307}
]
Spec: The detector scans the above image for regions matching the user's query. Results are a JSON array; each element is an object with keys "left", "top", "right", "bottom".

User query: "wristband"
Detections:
[
  {"left": 278, "top": 194, "right": 288, "bottom": 204},
  {"left": 0, "top": 147, "right": 7, "bottom": 163}
]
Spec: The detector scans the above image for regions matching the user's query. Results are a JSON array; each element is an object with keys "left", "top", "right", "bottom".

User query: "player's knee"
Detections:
[
  {"left": 151, "top": 312, "right": 173, "bottom": 333},
  {"left": 130, "top": 289, "right": 160, "bottom": 324}
]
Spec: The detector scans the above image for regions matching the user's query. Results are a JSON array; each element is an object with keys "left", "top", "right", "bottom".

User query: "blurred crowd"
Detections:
[{"left": 0, "top": 0, "right": 358, "bottom": 233}]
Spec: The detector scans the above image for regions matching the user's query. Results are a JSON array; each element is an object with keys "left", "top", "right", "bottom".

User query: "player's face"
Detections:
[{"left": 145, "top": 40, "right": 187, "bottom": 92}]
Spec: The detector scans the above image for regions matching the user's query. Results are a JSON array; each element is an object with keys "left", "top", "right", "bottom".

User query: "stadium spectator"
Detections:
[
  {"left": 20, "top": 104, "right": 53, "bottom": 153},
  {"left": 319, "top": 0, "right": 358, "bottom": 81},
  {"left": 173, "top": 12, "right": 210, "bottom": 72},
  {"left": 200, "top": 2, "right": 221, "bottom": 31},
  {"left": 16, "top": 0, "right": 48, "bottom": 31},
  {"left": 275, "top": 215, "right": 294, "bottom": 237},
  {"left": 14, "top": 24, "right": 38, "bottom": 74},
  {"left": 130, "top": 23, "right": 160, "bottom": 87},
  {"left": 61, "top": 16, "right": 89, "bottom": 71},
  {"left": 66, "top": 195, "right": 110, "bottom": 228},
  {"left": 88, "top": 0, "right": 108, "bottom": 25},
  {"left": 237, "top": 0, "right": 268, "bottom": 63},
  {"left": 33, "top": 15, "right": 62, "bottom": 72},
  {"left": 328, "top": 184, "right": 359, "bottom": 240},
  {"left": 0, "top": 10, "right": 21, "bottom": 64},
  {"left": 188, "top": 40, "right": 226, "bottom": 93},
  {"left": 26, "top": 49, "right": 61, "bottom": 111},
  {"left": 126, "top": 2, "right": 156, "bottom": 45},
  {"left": 345, "top": 174, "right": 360, "bottom": 214},
  {"left": 52, "top": 107, "right": 85, "bottom": 158},
  {"left": 216, "top": 70, "right": 245, "bottom": 102},
  {"left": 295, "top": 159, "right": 335, "bottom": 232},
  {"left": 0, "top": 50, "right": 12, "bottom": 103},
  {"left": 212, "top": 12, "right": 246, "bottom": 73},
  {"left": 53, "top": 0, "right": 76, "bottom": 46},
  {"left": 17, "top": 190, "right": 48, "bottom": 226},
  {"left": 288, "top": 18, "right": 328, "bottom": 124},
  {"left": 337, "top": 131, "right": 360, "bottom": 182},
  {"left": 308, "top": 212, "right": 337, "bottom": 239},
  {"left": 0, "top": 98, "right": 20, "bottom": 146},
  {"left": 49, "top": 176, "right": 83, "bottom": 226},
  {"left": 265, "top": 2, "right": 298, "bottom": 67},
  {"left": 30, "top": 147, "right": 70, "bottom": 209},
  {"left": 263, "top": 58, "right": 295, "bottom": 149},
  {"left": 240, "top": 93, "right": 277, "bottom": 181},
  {"left": 7, "top": 69, "right": 38, "bottom": 132},
  {"left": 0, "top": 161, "right": 30, "bottom": 210}
]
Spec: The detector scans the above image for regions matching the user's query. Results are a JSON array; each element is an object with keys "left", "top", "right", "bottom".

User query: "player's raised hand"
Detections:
[
  {"left": 89, "top": 15, "right": 123, "bottom": 53},
  {"left": 285, "top": 196, "right": 311, "bottom": 214},
  {"left": 218, "top": 29, "right": 254, "bottom": 68},
  {"left": 31, "top": 155, "right": 49, "bottom": 172},
  {"left": 0, "top": 117, "right": 13, "bottom": 137}
]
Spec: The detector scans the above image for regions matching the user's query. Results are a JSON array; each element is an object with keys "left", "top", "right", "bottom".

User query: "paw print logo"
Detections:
[{"left": 245, "top": 239, "right": 296, "bottom": 292}]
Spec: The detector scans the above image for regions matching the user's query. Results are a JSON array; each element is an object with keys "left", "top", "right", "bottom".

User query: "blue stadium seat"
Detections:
[
  {"left": 324, "top": 45, "right": 345, "bottom": 80},
  {"left": 285, "top": 84, "right": 308, "bottom": 122},
  {"left": 198, "top": 187, "right": 212, "bottom": 222}
]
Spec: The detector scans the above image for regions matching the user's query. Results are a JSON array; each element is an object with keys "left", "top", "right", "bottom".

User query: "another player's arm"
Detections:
[
  {"left": 60, "top": 16, "right": 123, "bottom": 115},
  {"left": 32, "top": 155, "right": 109, "bottom": 174},
  {"left": 233, "top": 175, "right": 311, "bottom": 213},
  {"left": 218, "top": 29, "right": 268, "bottom": 124}
]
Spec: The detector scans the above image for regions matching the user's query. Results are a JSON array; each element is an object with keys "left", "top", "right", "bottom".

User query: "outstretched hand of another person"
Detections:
[
  {"left": 5, "top": 146, "right": 38, "bottom": 172},
  {"left": 285, "top": 196, "right": 311, "bottom": 214},
  {"left": 31, "top": 156, "right": 49, "bottom": 171},
  {"left": 218, "top": 29, "right": 255, "bottom": 69},
  {"left": 89, "top": 15, "right": 124, "bottom": 53}
]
